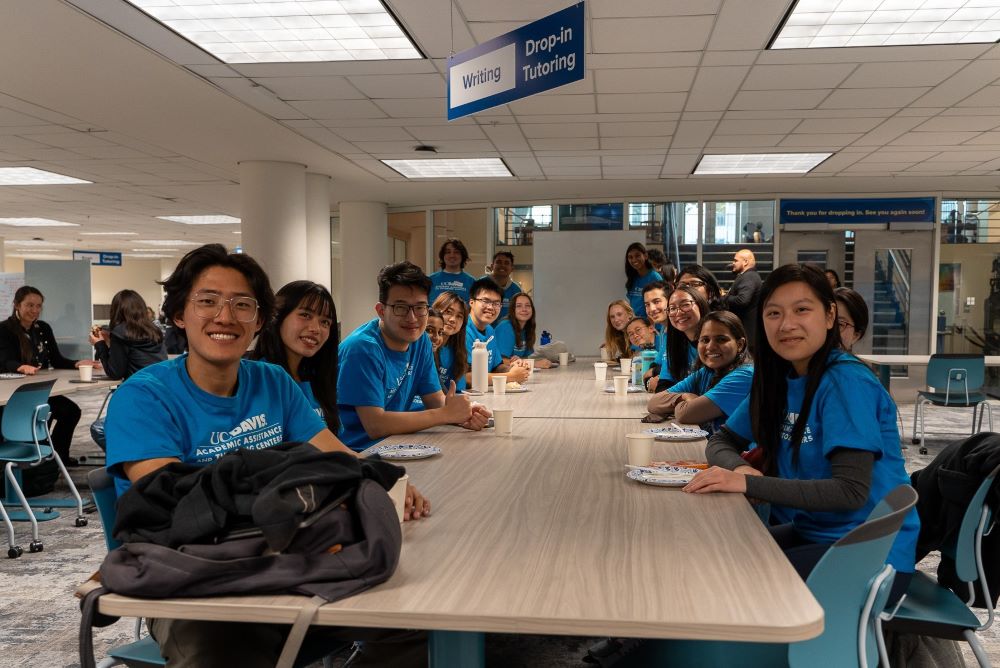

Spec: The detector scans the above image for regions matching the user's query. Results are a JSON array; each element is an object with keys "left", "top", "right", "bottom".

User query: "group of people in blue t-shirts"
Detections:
[
  {"left": 609, "top": 243, "right": 917, "bottom": 606},
  {"left": 97, "top": 237, "right": 918, "bottom": 664}
]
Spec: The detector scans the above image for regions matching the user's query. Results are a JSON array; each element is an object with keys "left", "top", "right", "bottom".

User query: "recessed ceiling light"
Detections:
[
  {"left": 381, "top": 158, "right": 513, "bottom": 179},
  {"left": 694, "top": 153, "right": 832, "bottom": 175},
  {"left": 80, "top": 231, "right": 139, "bottom": 236},
  {"left": 157, "top": 215, "right": 241, "bottom": 225},
  {"left": 771, "top": 0, "right": 1000, "bottom": 49},
  {"left": 124, "top": 0, "right": 421, "bottom": 63},
  {"left": 0, "top": 167, "right": 91, "bottom": 186},
  {"left": 133, "top": 240, "right": 200, "bottom": 246},
  {"left": 0, "top": 218, "right": 80, "bottom": 227},
  {"left": 3, "top": 240, "right": 66, "bottom": 247},
  {"left": 12, "top": 253, "right": 67, "bottom": 260}
]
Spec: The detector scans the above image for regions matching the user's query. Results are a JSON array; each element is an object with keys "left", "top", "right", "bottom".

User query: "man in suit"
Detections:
[{"left": 721, "top": 249, "right": 762, "bottom": 352}]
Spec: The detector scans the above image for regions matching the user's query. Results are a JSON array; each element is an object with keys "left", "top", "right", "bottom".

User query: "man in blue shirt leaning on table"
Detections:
[{"left": 337, "top": 260, "right": 491, "bottom": 452}]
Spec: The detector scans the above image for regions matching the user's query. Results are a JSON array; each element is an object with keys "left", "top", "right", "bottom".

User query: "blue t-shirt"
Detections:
[
  {"left": 337, "top": 318, "right": 441, "bottom": 451},
  {"left": 627, "top": 270, "right": 663, "bottom": 320},
  {"left": 668, "top": 364, "right": 753, "bottom": 432},
  {"left": 105, "top": 355, "right": 326, "bottom": 496},
  {"left": 437, "top": 344, "right": 467, "bottom": 392},
  {"left": 493, "top": 319, "right": 529, "bottom": 358},
  {"left": 465, "top": 320, "right": 502, "bottom": 372},
  {"left": 659, "top": 334, "right": 698, "bottom": 385},
  {"left": 652, "top": 323, "right": 667, "bottom": 369},
  {"left": 297, "top": 379, "right": 326, "bottom": 422},
  {"left": 723, "top": 351, "right": 919, "bottom": 573},
  {"left": 429, "top": 270, "right": 476, "bottom": 303}
]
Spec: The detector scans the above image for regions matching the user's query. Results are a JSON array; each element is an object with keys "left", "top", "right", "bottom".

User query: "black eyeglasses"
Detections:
[
  {"left": 473, "top": 298, "right": 502, "bottom": 309},
  {"left": 667, "top": 300, "right": 696, "bottom": 315},
  {"left": 837, "top": 319, "right": 855, "bottom": 332},
  {"left": 679, "top": 279, "right": 705, "bottom": 288},
  {"left": 384, "top": 302, "right": 429, "bottom": 317}
]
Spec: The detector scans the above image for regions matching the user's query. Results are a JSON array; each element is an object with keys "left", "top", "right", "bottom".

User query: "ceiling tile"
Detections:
[
  {"left": 890, "top": 131, "right": 982, "bottom": 146},
  {"left": 601, "top": 155, "right": 665, "bottom": 167},
  {"left": 840, "top": 61, "right": 966, "bottom": 89},
  {"left": 741, "top": 64, "right": 856, "bottom": 91},
  {"left": 915, "top": 116, "right": 1000, "bottom": 132},
  {"left": 601, "top": 136, "right": 672, "bottom": 149},
  {"left": 715, "top": 119, "right": 800, "bottom": 134},
  {"left": 603, "top": 165, "right": 661, "bottom": 177},
  {"left": 537, "top": 156, "right": 600, "bottom": 167},
  {"left": 730, "top": 90, "right": 830, "bottom": 111},
  {"left": 406, "top": 125, "right": 489, "bottom": 141},
  {"left": 661, "top": 153, "right": 699, "bottom": 175},
  {"left": 852, "top": 117, "right": 926, "bottom": 147},
  {"left": 963, "top": 131, "right": 1000, "bottom": 145},
  {"left": 330, "top": 126, "right": 414, "bottom": 142},
  {"left": 793, "top": 118, "right": 883, "bottom": 134},
  {"left": 501, "top": 155, "right": 543, "bottom": 177},
  {"left": 521, "top": 123, "right": 598, "bottom": 138},
  {"left": 706, "top": 135, "right": 784, "bottom": 148},
  {"left": 348, "top": 74, "right": 446, "bottom": 99},
  {"left": 820, "top": 88, "right": 928, "bottom": 110},
  {"left": 255, "top": 76, "right": 364, "bottom": 101},
  {"left": 289, "top": 99, "right": 388, "bottom": 120},
  {"left": 590, "top": 0, "right": 721, "bottom": 18},
  {"left": 686, "top": 66, "right": 750, "bottom": 113},
  {"left": 597, "top": 93, "right": 686, "bottom": 114},
  {"left": 599, "top": 121, "right": 676, "bottom": 137},
  {"left": 372, "top": 98, "right": 447, "bottom": 118},
  {"left": 912, "top": 61, "right": 1000, "bottom": 107},
  {"left": 589, "top": 53, "right": 703, "bottom": 69},
  {"left": 507, "top": 95, "right": 596, "bottom": 115},
  {"left": 858, "top": 151, "right": 940, "bottom": 163},
  {"left": 670, "top": 120, "right": 717, "bottom": 149},
  {"left": 959, "top": 87, "right": 1000, "bottom": 108},
  {"left": 482, "top": 125, "right": 530, "bottom": 151},
  {"left": 706, "top": 0, "right": 796, "bottom": 51},
  {"left": 780, "top": 133, "right": 861, "bottom": 147},
  {"left": 529, "top": 137, "right": 599, "bottom": 150},
  {"left": 592, "top": 16, "right": 715, "bottom": 53},
  {"left": 593, "top": 68, "right": 697, "bottom": 94}
]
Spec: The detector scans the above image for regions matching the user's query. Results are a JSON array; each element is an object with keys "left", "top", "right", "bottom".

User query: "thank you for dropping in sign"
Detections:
[{"left": 447, "top": 3, "right": 584, "bottom": 121}]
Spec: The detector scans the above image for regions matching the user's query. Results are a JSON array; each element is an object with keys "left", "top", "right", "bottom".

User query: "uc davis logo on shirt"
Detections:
[
  {"left": 386, "top": 362, "right": 414, "bottom": 402},
  {"left": 781, "top": 412, "right": 814, "bottom": 444},
  {"left": 198, "top": 413, "right": 285, "bottom": 461}
]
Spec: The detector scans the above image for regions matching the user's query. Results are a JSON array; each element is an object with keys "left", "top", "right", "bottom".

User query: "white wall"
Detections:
[
  {"left": 92, "top": 260, "right": 165, "bottom": 315},
  {"left": 532, "top": 229, "right": 645, "bottom": 356}
]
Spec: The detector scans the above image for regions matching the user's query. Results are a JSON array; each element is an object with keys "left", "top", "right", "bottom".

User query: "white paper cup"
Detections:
[
  {"left": 388, "top": 474, "right": 410, "bottom": 523},
  {"left": 600, "top": 347, "right": 610, "bottom": 361},
  {"left": 525, "top": 358, "right": 535, "bottom": 379},
  {"left": 493, "top": 379, "right": 507, "bottom": 396},
  {"left": 558, "top": 352, "right": 569, "bottom": 366},
  {"left": 79, "top": 365, "right": 93, "bottom": 382},
  {"left": 594, "top": 362, "right": 608, "bottom": 382},
  {"left": 626, "top": 433, "right": 654, "bottom": 467},
  {"left": 613, "top": 375, "right": 629, "bottom": 397},
  {"left": 620, "top": 357, "right": 633, "bottom": 378},
  {"left": 494, "top": 408, "right": 514, "bottom": 435}
]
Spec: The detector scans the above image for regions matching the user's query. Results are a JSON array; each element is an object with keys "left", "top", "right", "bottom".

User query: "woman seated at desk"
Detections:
[
  {"left": 495, "top": 293, "right": 552, "bottom": 369},
  {"left": 684, "top": 264, "right": 918, "bottom": 604},
  {"left": 0, "top": 286, "right": 98, "bottom": 466},
  {"left": 90, "top": 289, "right": 167, "bottom": 380},
  {"left": 646, "top": 311, "right": 752, "bottom": 432}
]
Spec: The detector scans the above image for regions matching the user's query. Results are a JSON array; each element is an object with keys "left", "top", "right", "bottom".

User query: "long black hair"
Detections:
[
  {"left": 750, "top": 264, "right": 841, "bottom": 473},
  {"left": 110, "top": 289, "right": 163, "bottom": 344},
  {"left": 252, "top": 280, "right": 339, "bottom": 433},
  {"left": 4, "top": 286, "right": 43, "bottom": 363},
  {"left": 693, "top": 310, "right": 752, "bottom": 388},
  {"left": 507, "top": 292, "right": 537, "bottom": 353},
  {"left": 665, "top": 286, "right": 710, "bottom": 383},
  {"left": 625, "top": 242, "right": 654, "bottom": 291},
  {"left": 834, "top": 287, "right": 869, "bottom": 341}
]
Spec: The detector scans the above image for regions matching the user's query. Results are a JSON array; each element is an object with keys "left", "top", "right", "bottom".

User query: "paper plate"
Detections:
[
  {"left": 373, "top": 444, "right": 442, "bottom": 460},
  {"left": 644, "top": 426, "right": 709, "bottom": 441},
  {"left": 626, "top": 466, "right": 699, "bottom": 487}
]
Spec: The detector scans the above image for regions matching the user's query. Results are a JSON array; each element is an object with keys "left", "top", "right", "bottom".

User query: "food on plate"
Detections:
[
  {"left": 506, "top": 381, "right": 522, "bottom": 390},
  {"left": 650, "top": 460, "right": 709, "bottom": 470}
]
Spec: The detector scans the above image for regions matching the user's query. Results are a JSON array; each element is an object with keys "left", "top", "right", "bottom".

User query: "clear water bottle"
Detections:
[{"left": 540, "top": 330, "right": 551, "bottom": 346}]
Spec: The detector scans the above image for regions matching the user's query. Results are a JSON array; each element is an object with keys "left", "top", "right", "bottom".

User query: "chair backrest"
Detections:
[
  {"left": 1, "top": 379, "right": 56, "bottom": 443},
  {"left": 946, "top": 463, "right": 1000, "bottom": 587},
  {"left": 926, "top": 353, "right": 986, "bottom": 396},
  {"left": 87, "top": 467, "right": 121, "bottom": 551},
  {"left": 788, "top": 484, "right": 918, "bottom": 668}
]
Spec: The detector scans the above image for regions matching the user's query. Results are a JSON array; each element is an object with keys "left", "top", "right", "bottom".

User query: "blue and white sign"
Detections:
[
  {"left": 780, "top": 198, "right": 936, "bottom": 226},
  {"left": 73, "top": 250, "right": 122, "bottom": 266},
  {"left": 447, "top": 3, "right": 584, "bottom": 121}
]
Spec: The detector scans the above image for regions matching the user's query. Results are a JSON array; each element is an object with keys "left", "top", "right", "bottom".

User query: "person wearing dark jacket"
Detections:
[
  {"left": 90, "top": 289, "right": 167, "bottom": 380},
  {"left": 0, "top": 285, "right": 96, "bottom": 465},
  {"left": 720, "top": 249, "right": 762, "bottom": 351}
]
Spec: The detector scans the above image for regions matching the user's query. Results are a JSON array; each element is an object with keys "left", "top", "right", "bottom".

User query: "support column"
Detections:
[
  {"left": 339, "top": 201, "right": 387, "bottom": 335},
  {"left": 305, "top": 172, "right": 332, "bottom": 289},
  {"left": 238, "top": 160, "right": 306, "bottom": 290}
]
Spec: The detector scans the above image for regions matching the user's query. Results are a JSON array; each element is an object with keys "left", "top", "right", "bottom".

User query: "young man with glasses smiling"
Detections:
[
  {"left": 338, "top": 261, "right": 491, "bottom": 452},
  {"left": 465, "top": 277, "right": 530, "bottom": 383}
]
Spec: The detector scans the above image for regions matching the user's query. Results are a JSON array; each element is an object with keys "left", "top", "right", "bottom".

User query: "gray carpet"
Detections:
[{"left": 1, "top": 388, "right": 996, "bottom": 667}]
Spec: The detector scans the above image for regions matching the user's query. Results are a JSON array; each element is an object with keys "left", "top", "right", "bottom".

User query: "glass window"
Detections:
[
  {"left": 495, "top": 205, "right": 552, "bottom": 246},
  {"left": 433, "top": 209, "right": 489, "bottom": 277},
  {"left": 557, "top": 203, "right": 624, "bottom": 231},
  {"left": 701, "top": 200, "right": 775, "bottom": 292},
  {"left": 873, "top": 248, "right": 911, "bottom": 356},
  {"left": 629, "top": 202, "right": 698, "bottom": 269}
]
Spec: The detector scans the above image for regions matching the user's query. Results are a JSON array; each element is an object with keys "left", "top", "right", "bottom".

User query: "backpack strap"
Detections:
[{"left": 276, "top": 595, "right": 327, "bottom": 668}]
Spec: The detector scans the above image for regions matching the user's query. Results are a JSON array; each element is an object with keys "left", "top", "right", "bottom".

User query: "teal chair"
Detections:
[
  {"left": 85, "top": 468, "right": 353, "bottom": 668},
  {"left": 1, "top": 379, "right": 87, "bottom": 558},
  {"left": 878, "top": 464, "right": 1000, "bottom": 667},
  {"left": 625, "top": 485, "right": 918, "bottom": 668},
  {"left": 912, "top": 354, "right": 993, "bottom": 455}
]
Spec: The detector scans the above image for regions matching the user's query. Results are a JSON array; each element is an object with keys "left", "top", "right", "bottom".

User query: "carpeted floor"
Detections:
[{"left": 1, "top": 387, "right": 997, "bottom": 667}]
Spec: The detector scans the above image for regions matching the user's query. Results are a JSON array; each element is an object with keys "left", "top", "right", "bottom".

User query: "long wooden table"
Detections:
[
  {"left": 474, "top": 359, "right": 652, "bottom": 419},
  {"left": 85, "top": 418, "right": 823, "bottom": 666},
  {"left": 855, "top": 353, "right": 1000, "bottom": 392}
]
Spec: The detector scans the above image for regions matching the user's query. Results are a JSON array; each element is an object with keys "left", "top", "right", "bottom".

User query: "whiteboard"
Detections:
[
  {"left": 0, "top": 273, "right": 24, "bottom": 318},
  {"left": 532, "top": 229, "right": 646, "bottom": 356}
]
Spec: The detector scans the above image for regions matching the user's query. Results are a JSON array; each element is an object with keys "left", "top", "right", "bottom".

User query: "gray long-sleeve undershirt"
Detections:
[{"left": 706, "top": 427, "right": 874, "bottom": 512}]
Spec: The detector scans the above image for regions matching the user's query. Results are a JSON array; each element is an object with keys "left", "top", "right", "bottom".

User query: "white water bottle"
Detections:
[{"left": 471, "top": 340, "right": 489, "bottom": 393}]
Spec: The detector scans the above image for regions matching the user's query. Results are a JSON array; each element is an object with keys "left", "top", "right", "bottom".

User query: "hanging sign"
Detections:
[
  {"left": 73, "top": 250, "right": 122, "bottom": 266},
  {"left": 780, "top": 198, "right": 936, "bottom": 226},
  {"left": 447, "top": 3, "right": 584, "bottom": 121}
]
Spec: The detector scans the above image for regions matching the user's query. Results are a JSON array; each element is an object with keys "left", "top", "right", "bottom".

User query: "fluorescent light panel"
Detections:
[
  {"left": 0, "top": 167, "right": 91, "bottom": 185},
  {"left": 158, "top": 215, "right": 241, "bottom": 225},
  {"left": 0, "top": 218, "right": 79, "bottom": 227},
  {"left": 125, "top": 0, "right": 420, "bottom": 63},
  {"left": 382, "top": 158, "right": 513, "bottom": 179},
  {"left": 4, "top": 240, "right": 66, "bottom": 247},
  {"left": 772, "top": 0, "right": 1000, "bottom": 48},
  {"left": 694, "top": 153, "right": 832, "bottom": 175},
  {"left": 12, "top": 253, "right": 67, "bottom": 259}
]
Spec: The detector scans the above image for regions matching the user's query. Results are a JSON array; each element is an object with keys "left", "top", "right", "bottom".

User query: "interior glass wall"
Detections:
[
  {"left": 493, "top": 206, "right": 553, "bottom": 296},
  {"left": 557, "top": 203, "right": 624, "bottom": 231},
  {"left": 700, "top": 200, "right": 776, "bottom": 292}
]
